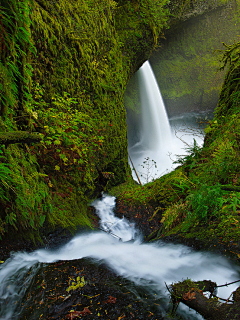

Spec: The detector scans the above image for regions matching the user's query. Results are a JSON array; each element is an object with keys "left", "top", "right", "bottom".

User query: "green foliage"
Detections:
[
  {"left": 0, "top": 144, "right": 50, "bottom": 238},
  {"left": 0, "top": 162, "right": 13, "bottom": 201},
  {"left": 174, "top": 138, "right": 202, "bottom": 171},
  {"left": 140, "top": 0, "right": 170, "bottom": 45},
  {"left": 115, "top": 167, "right": 186, "bottom": 208},
  {"left": 186, "top": 184, "right": 226, "bottom": 223},
  {"left": 115, "top": 0, "right": 170, "bottom": 78},
  {"left": 29, "top": 86, "right": 104, "bottom": 171},
  {"left": 0, "top": 0, "right": 170, "bottom": 240},
  {"left": 215, "top": 40, "right": 240, "bottom": 118},
  {"left": 223, "top": 193, "right": 240, "bottom": 214},
  {"left": 160, "top": 201, "right": 187, "bottom": 233},
  {"left": 5, "top": 145, "right": 50, "bottom": 229},
  {"left": 0, "top": 0, "right": 35, "bottom": 115}
]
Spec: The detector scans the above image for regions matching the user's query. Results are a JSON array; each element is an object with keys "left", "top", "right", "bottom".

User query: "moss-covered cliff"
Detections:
[
  {"left": 151, "top": 0, "right": 239, "bottom": 116},
  {"left": 0, "top": 0, "right": 171, "bottom": 240}
]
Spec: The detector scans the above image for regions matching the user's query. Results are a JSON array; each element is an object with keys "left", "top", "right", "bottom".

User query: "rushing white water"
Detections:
[
  {"left": 128, "top": 61, "right": 205, "bottom": 184},
  {"left": 0, "top": 195, "right": 239, "bottom": 319}
]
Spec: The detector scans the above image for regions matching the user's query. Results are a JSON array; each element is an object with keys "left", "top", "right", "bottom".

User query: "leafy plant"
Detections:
[
  {"left": 0, "top": 0, "right": 36, "bottom": 115},
  {"left": 174, "top": 138, "right": 202, "bottom": 171},
  {"left": 160, "top": 201, "right": 187, "bottom": 233},
  {"left": 29, "top": 87, "right": 105, "bottom": 172},
  {"left": 221, "top": 192, "right": 240, "bottom": 214},
  {"left": 187, "top": 184, "right": 226, "bottom": 222}
]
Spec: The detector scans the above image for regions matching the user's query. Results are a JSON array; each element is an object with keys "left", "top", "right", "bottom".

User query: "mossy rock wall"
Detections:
[
  {"left": 0, "top": 0, "right": 170, "bottom": 240},
  {"left": 150, "top": 0, "right": 240, "bottom": 116},
  {"left": 0, "top": 0, "right": 237, "bottom": 241}
]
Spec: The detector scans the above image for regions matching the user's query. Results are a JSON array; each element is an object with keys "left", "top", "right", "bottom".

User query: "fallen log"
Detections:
[
  {"left": 0, "top": 131, "right": 43, "bottom": 146},
  {"left": 169, "top": 279, "right": 240, "bottom": 320}
]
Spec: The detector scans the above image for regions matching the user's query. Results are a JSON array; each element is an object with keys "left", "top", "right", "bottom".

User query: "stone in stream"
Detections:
[{"left": 19, "top": 258, "right": 164, "bottom": 320}]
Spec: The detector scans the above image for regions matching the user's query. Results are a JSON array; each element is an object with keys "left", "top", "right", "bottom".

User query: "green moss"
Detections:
[
  {"left": 0, "top": 0, "right": 171, "bottom": 240},
  {"left": 113, "top": 167, "right": 189, "bottom": 209},
  {"left": 150, "top": 2, "right": 240, "bottom": 115},
  {"left": 1, "top": 0, "right": 237, "bottom": 245}
]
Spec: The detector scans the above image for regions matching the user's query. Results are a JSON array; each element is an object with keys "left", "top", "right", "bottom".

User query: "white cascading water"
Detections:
[
  {"left": 128, "top": 61, "right": 204, "bottom": 184},
  {"left": 0, "top": 195, "right": 240, "bottom": 320},
  {"left": 138, "top": 61, "right": 172, "bottom": 150}
]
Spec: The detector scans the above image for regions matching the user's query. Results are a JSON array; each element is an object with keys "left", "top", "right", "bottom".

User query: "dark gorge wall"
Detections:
[{"left": 150, "top": 0, "right": 239, "bottom": 116}]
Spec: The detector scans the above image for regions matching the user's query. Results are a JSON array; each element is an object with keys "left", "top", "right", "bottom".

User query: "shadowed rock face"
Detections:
[
  {"left": 167, "top": 0, "right": 232, "bottom": 22},
  {"left": 150, "top": 1, "right": 240, "bottom": 117}
]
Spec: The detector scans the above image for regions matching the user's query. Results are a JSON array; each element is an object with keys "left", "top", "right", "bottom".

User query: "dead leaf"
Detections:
[
  {"left": 66, "top": 312, "right": 80, "bottom": 319},
  {"left": 65, "top": 308, "right": 92, "bottom": 319},
  {"left": 103, "top": 295, "right": 117, "bottom": 304},
  {"left": 80, "top": 307, "right": 92, "bottom": 315},
  {"left": 183, "top": 289, "right": 196, "bottom": 301}
]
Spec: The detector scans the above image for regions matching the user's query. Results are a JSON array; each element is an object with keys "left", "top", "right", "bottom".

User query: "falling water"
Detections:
[
  {"left": 128, "top": 61, "right": 204, "bottom": 183},
  {"left": 0, "top": 195, "right": 239, "bottom": 319},
  {"left": 138, "top": 61, "right": 172, "bottom": 150}
]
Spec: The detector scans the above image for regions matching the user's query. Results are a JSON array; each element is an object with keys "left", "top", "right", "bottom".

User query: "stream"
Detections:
[
  {"left": 0, "top": 62, "right": 237, "bottom": 319},
  {"left": 0, "top": 194, "right": 240, "bottom": 319}
]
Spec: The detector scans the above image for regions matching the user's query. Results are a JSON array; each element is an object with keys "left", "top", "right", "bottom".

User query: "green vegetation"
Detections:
[
  {"left": 150, "top": 1, "right": 239, "bottom": 115},
  {"left": 1, "top": 0, "right": 239, "bottom": 252},
  {"left": 115, "top": 39, "right": 240, "bottom": 254},
  {"left": 0, "top": 0, "right": 171, "bottom": 240}
]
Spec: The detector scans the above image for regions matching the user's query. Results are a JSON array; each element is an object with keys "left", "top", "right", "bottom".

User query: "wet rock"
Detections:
[{"left": 19, "top": 258, "right": 164, "bottom": 320}]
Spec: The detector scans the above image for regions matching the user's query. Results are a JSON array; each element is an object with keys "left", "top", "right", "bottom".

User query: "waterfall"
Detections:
[
  {"left": 128, "top": 61, "right": 174, "bottom": 183},
  {"left": 138, "top": 61, "right": 172, "bottom": 150},
  {"left": 0, "top": 195, "right": 239, "bottom": 319},
  {"left": 128, "top": 61, "right": 205, "bottom": 184}
]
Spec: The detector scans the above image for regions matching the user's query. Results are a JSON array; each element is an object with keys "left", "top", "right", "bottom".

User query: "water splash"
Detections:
[{"left": 0, "top": 195, "right": 239, "bottom": 319}]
